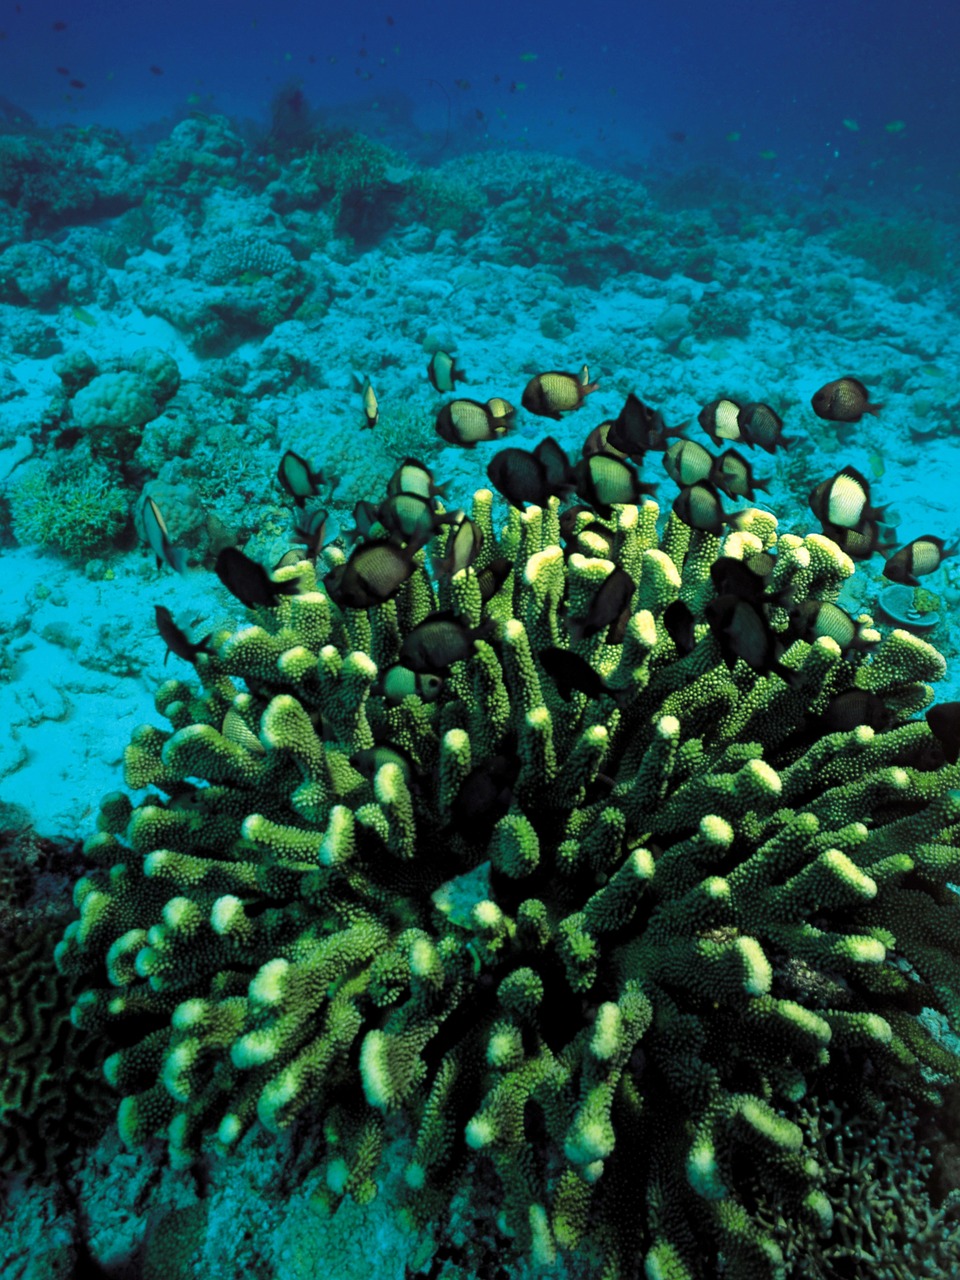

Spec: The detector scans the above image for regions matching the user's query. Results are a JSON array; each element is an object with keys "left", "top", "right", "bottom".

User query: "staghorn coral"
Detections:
[
  {"left": 774, "top": 1095, "right": 960, "bottom": 1278},
  {"left": 56, "top": 483, "right": 960, "bottom": 1279},
  {"left": 8, "top": 455, "right": 131, "bottom": 559}
]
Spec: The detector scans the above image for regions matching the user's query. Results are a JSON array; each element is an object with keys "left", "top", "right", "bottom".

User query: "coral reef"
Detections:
[
  {"left": 779, "top": 1095, "right": 960, "bottom": 1278},
  {"left": 142, "top": 114, "right": 246, "bottom": 202},
  {"left": 831, "top": 218, "right": 947, "bottom": 286},
  {"left": 0, "top": 128, "right": 139, "bottom": 230},
  {"left": 0, "top": 239, "right": 115, "bottom": 310},
  {"left": 130, "top": 228, "right": 310, "bottom": 354},
  {"left": 55, "top": 470, "right": 960, "bottom": 1278},
  {"left": 8, "top": 455, "right": 131, "bottom": 559},
  {"left": 0, "top": 831, "right": 115, "bottom": 1187},
  {"left": 50, "top": 345, "right": 182, "bottom": 462}
]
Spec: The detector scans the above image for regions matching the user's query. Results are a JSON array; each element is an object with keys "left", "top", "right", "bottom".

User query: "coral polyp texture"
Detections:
[{"left": 56, "top": 488, "right": 960, "bottom": 1280}]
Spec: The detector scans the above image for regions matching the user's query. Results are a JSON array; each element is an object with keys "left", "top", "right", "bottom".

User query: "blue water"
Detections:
[
  {"left": 2, "top": 0, "right": 957, "bottom": 204},
  {"left": 2, "top": 2, "right": 960, "bottom": 1278}
]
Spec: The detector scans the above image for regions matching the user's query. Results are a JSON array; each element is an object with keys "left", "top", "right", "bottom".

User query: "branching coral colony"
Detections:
[{"left": 56, "top": 427, "right": 960, "bottom": 1279}]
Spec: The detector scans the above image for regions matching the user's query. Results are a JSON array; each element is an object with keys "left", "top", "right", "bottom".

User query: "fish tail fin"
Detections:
[
  {"left": 167, "top": 545, "right": 189, "bottom": 575},
  {"left": 865, "top": 402, "right": 884, "bottom": 415}
]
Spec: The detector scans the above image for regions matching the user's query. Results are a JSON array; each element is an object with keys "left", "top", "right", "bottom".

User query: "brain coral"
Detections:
[
  {"left": 56, "top": 482, "right": 960, "bottom": 1279},
  {"left": 1, "top": 915, "right": 114, "bottom": 1183},
  {"left": 68, "top": 347, "right": 181, "bottom": 459}
]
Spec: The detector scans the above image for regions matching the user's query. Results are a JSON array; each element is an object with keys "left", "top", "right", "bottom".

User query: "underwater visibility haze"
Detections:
[{"left": 1, "top": 1, "right": 960, "bottom": 1277}]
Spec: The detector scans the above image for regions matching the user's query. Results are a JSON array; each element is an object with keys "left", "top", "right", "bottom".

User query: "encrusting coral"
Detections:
[{"left": 55, "top": 469, "right": 960, "bottom": 1279}]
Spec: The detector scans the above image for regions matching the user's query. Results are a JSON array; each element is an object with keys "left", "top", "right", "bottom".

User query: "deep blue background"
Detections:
[{"left": 1, "top": 0, "right": 956, "bottom": 198}]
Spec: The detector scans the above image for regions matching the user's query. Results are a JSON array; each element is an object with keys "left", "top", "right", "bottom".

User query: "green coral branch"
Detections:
[{"left": 55, "top": 489, "right": 960, "bottom": 1279}]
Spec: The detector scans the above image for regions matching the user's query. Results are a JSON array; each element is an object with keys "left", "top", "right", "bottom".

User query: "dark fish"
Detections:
[
  {"left": 377, "top": 492, "right": 453, "bottom": 544},
  {"left": 52, "top": 20, "right": 67, "bottom": 30},
  {"left": 435, "top": 512, "right": 483, "bottom": 579},
  {"left": 662, "top": 599, "right": 696, "bottom": 654},
  {"left": 664, "top": 440, "right": 714, "bottom": 487},
  {"left": 926, "top": 703, "right": 960, "bottom": 765},
  {"left": 486, "top": 397, "right": 516, "bottom": 429},
  {"left": 746, "top": 551, "right": 777, "bottom": 578},
  {"left": 142, "top": 496, "right": 188, "bottom": 575},
  {"left": 343, "top": 499, "right": 382, "bottom": 546},
  {"left": 883, "top": 536, "right": 959, "bottom": 586},
  {"left": 375, "top": 665, "right": 445, "bottom": 706},
  {"left": 487, "top": 448, "right": 551, "bottom": 510},
  {"left": 324, "top": 539, "right": 419, "bottom": 608},
  {"left": 709, "top": 556, "right": 771, "bottom": 605},
  {"left": 568, "top": 567, "right": 635, "bottom": 643},
  {"left": 808, "top": 466, "right": 884, "bottom": 530},
  {"left": 540, "top": 646, "right": 621, "bottom": 702},
  {"left": 274, "top": 549, "right": 307, "bottom": 570},
  {"left": 449, "top": 749, "right": 521, "bottom": 840},
  {"left": 521, "top": 369, "right": 598, "bottom": 420},
  {"left": 711, "top": 449, "right": 769, "bottom": 501},
  {"left": 154, "top": 605, "right": 213, "bottom": 666},
  {"left": 559, "top": 504, "right": 596, "bottom": 544},
  {"left": 738, "top": 402, "right": 790, "bottom": 453},
  {"left": 435, "top": 398, "right": 512, "bottom": 447},
  {"left": 820, "top": 689, "right": 890, "bottom": 733},
  {"left": 149, "top": 64, "right": 164, "bottom": 75},
  {"left": 672, "top": 482, "right": 727, "bottom": 535},
  {"left": 277, "top": 449, "right": 329, "bottom": 507},
  {"left": 427, "top": 350, "right": 467, "bottom": 393},
  {"left": 811, "top": 377, "right": 883, "bottom": 423},
  {"left": 399, "top": 611, "right": 496, "bottom": 674},
  {"left": 475, "top": 558, "right": 512, "bottom": 602},
  {"left": 69, "top": 79, "right": 85, "bottom": 89},
  {"left": 532, "top": 436, "right": 573, "bottom": 490},
  {"left": 582, "top": 421, "right": 628, "bottom": 461},
  {"left": 386, "top": 457, "right": 450, "bottom": 501},
  {"left": 56, "top": 66, "right": 70, "bottom": 76},
  {"left": 698, "top": 399, "right": 744, "bottom": 446},
  {"left": 607, "top": 393, "right": 683, "bottom": 454},
  {"left": 780, "top": 687, "right": 891, "bottom": 756},
  {"left": 824, "top": 520, "right": 882, "bottom": 561},
  {"left": 574, "top": 453, "right": 651, "bottom": 515},
  {"left": 292, "top": 507, "right": 340, "bottom": 558},
  {"left": 215, "top": 547, "right": 301, "bottom": 608},
  {"left": 705, "top": 594, "right": 791, "bottom": 681},
  {"left": 789, "top": 600, "right": 876, "bottom": 652}
]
